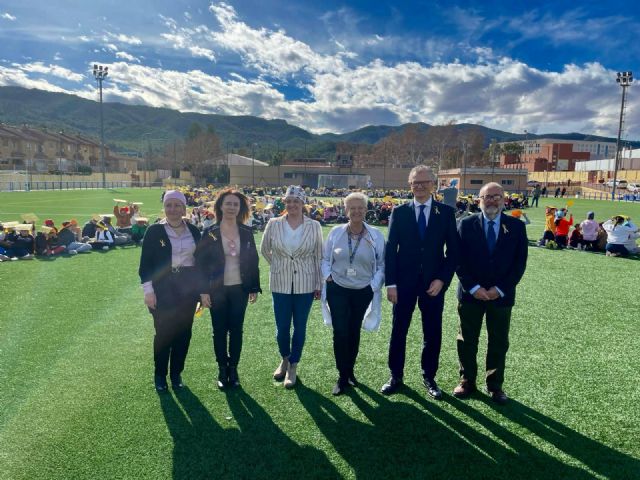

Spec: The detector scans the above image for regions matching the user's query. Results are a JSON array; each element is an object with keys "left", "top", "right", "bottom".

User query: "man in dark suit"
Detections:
[
  {"left": 454, "top": 182, "right": 528, "bottom": 404},
  {"left": 382, "top": 165, "right": 460, "bottom": 399}
]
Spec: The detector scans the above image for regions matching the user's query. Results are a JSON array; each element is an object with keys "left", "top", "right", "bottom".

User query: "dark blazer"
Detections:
[
  {"left": 385, "top": 199, "right": 460, "bottom": 290},
  {"left": 194, "top": 223, "right": 262, "bottom": 295},
  {"left": 138, "top": 222, "right": 203, "bottom": 289},
  {"left": 456, "top": 212, "right": 528, "bottom": 307}
]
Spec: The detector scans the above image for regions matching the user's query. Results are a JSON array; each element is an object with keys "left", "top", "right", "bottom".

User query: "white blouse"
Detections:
[{"left": 283, "top": 219, "right": 305, "bottom": 255}]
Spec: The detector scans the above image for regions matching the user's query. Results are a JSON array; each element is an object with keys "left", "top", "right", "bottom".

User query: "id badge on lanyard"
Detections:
[{"left": 347, "top": 231, "right": 363, "bottom": 277}]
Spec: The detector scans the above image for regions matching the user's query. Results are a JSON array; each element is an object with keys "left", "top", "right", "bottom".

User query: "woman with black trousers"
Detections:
[
  {"left": 195, "top": 188, "right": 261, "bottom": 389},
  {"left": 139, "top": 190, "right": 203, "bottom": 392}
]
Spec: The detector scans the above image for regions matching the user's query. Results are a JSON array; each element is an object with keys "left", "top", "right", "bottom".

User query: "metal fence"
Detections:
[{"left": 0, "top": 180, "right": 176, "bottom": 192}]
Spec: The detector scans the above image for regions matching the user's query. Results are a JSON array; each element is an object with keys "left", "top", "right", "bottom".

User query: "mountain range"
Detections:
[{"left": 0, "top": 86, "right": 636, "bottom": 160}]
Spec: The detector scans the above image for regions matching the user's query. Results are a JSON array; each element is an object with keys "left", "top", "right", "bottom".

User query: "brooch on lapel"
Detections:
[
  {"left": 160, "top": 239, "right": 166, "bottom": 247},
  {"left": 208, "top": 232, "right": 217, "bottom": 241},
  {"left": 502, "top": 224, "right": 509, "bottom": 234},
  {"left": 434, "top": 206, "right": 440, "bottom": 215}
]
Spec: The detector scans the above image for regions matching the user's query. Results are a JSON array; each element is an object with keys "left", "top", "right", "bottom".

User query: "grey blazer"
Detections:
[{"left": 260, "top": 215, "right": 323, "bottom": 294}]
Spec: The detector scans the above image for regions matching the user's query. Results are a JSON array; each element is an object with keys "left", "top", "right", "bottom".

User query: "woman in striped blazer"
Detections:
[{"left": 260, "top": 186, "right": 323, "bottom": 388}]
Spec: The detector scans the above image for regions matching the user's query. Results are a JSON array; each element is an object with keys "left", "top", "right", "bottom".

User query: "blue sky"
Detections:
[{"left": 0, "top": 0, "right": 639, "bottom": 138}]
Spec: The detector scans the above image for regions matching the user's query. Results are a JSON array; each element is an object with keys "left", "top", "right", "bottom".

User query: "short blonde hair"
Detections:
[{"left": 344, "top": 192, "right": 368, "bottom": 209}]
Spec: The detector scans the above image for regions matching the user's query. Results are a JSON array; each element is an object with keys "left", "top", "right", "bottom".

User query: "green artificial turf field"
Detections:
[{"left": 1, "top": 189, "right": 639, "bottom": 479}]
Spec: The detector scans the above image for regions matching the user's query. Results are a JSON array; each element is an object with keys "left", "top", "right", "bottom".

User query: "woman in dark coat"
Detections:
[
  {"left": 195, "top": 188, "right": 261, "bottom": 389},
  {"left": 139, "top": 190, "right": 203, "bottom": 392}
]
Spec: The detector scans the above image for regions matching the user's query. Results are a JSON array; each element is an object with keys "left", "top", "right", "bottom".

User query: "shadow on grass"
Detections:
[
  {"left": 159, "top": 387, "right": 339, "bottom": 479},
  {"left": 474, "top": 396, "right": 640, "bottom": 480},
  {"left": 296, "top": 383, "right": 596, "bottom": 479}
]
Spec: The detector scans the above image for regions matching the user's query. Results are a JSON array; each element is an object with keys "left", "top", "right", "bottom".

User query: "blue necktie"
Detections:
[
  {"left": 418, "top": 204, "right": 427, "bottom": 240},
  {"left": 487, "top": 220, "right": 496, "bottom": 254}
]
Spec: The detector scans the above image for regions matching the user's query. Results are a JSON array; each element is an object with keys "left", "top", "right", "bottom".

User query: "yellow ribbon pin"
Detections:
[
  {"left": 434, "top": 206, "right": 440, "bottom": 215},
  {"left": 160, "top": 239, "right": 166, "bottom": 247},
  {"left": 502, "top": 224, "right": 509, "bottom": 234},
  {"left": 209, "top": 232, "right": 217, "bottom": 241}
]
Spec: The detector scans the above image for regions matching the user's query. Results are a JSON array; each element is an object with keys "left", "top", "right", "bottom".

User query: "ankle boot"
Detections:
[
  {"left": 228, "top": 366, "right": 240, "bottom": 387},
  {"left": 273, "top": 357, "right": 289, "bottom": 381},
  {"left": 284, "top": 363, "right": 298, "bottom": 389},
  {"left": 217, "top": 366, "right": 228, "bottom": 389}
]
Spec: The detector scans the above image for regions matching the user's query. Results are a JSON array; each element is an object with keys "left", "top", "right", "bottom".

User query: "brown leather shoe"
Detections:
[
  {"left": 488, "top": 388, "right": 508, "bottom": 405},
  {"left": 452, "top": 380, "right": 476, "bottom": 399}
]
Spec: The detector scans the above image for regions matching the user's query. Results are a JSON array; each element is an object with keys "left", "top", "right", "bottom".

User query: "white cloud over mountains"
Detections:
[{"left": 0, "top": 2, "right": 637, "bottom": 139}]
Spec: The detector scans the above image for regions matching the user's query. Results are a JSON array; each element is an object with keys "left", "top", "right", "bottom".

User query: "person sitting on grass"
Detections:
[
  {"left": 41, "top": 227, "right": 66, "bottom": 257},
  {"left": 113, "top": 204, "right": 134, "bottom": 234},
  {"left": 6, "top": 224, "right": 36, "bottom": 260},
  {"left": 554, "top": 209, "right": 573, "bottom": 248},
  {"left": 43, "top": 219, "right": 58, "bottom": 235},
  {"left": 102, "top": 215, "right": 131, "bottom": 246},
  {"left": 82, "top": 217, "right": 98, "bottom": 239},
  {"left": 622, "top": 218, "right": 640, "bottom": 255},
  {"left": 0, "top": 221, "right": 14, "bottom": 261},
  {"left": 603, "top": 215, "right": 639, "bottom": 257},
  {"left": 91, "top": 222, "right": 115, "bottom": 250},
  {"left": 539, "top": 206, "right": 557, "bottom": 246},
  {"left": 568, "top": 224, "right": 584, "bottom": 250},
  {"left": 131, "top": 217, "right": 149, "bottom": 245},
  {"left": 57, "top": 220, "right": 92, "bottom": 254},
  {"left": 580, "top": 212, "right": 599, "bottom": 251}
]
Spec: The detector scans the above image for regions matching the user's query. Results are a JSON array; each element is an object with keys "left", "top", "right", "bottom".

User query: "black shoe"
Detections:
[
  {"left": 381, "top": 376, "right": 403, "bottom": 395},
  {"left": 228, "top": 366, "right": 240, "bottom": 388},
  {"left": 487, "top": 387, "right": 509, "bottom": 405},
  {"left": 332, "top": 378, "right": 348, "bottom": 396},
  {"left": 170, "top": 374, "right": 184, "bottom": 389},
  {"left": 347, "top": 373, "right": 358, "bottom": 387},
  {"left": 423, "top": 377, "right": 442, "bottom": 400},
  {"left": 154, "top": 374, "right": 168, "bottom": 392},
  {"left": 217, "top": 366, "right": 228, "bottom": 389}
]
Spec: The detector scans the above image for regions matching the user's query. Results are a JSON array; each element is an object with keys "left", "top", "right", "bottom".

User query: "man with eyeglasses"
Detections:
[
  {"left": 454, "top": 182, "right": 528, "bottom": 404},
  {"left": 382, "top": 165, "right": 460, "bottom": 399}
]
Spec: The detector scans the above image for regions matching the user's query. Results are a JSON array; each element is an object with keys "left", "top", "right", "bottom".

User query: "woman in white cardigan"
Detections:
[
  {"left": 260, "top": 186, "right": 323, "bottom": 388},
  {"left": 321, "top": 192, "right": 385, "bottom": 395}
]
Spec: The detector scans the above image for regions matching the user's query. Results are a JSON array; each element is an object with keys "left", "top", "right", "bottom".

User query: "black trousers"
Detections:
[
  {"left": 150, "top": 269, "right": 199, "bottom": 378},
  {"left": 456, "top": 301, "right": 512, "bottom": 391},
  {"left": 209, "top": 284, "right": 249, "bottom": 367},
  {"left": 326, "top": 281, "right": 373, "bottom": 379},
  {"left": 388, "top": 279, "right": 445, "bottom": 380}
]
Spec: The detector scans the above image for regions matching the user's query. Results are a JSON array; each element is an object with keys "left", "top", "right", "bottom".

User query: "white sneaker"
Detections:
[
  {"left": 69, "top": 250, "right": 78, "bottom": 255},
  {"left": 102, "top": 246, "right": 109, "bottom": 251},
  {"left": 11, "top": 257, "right": 18, "bottom": 261}
]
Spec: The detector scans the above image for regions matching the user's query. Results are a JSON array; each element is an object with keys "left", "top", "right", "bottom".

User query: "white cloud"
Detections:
[
  {"left": 53, "top": 52, "right": 63, "bottom": 61},
  {"left": 115, "top": 51, "right": 140, "bottom": 63},
  {"left": 160, "top": 19, "right": 216, "bottom": 61},
  {"left": 12, "top": 62, "right": 84, "bottom": 82},
  {"left": 208, "top": 2, "right": 349, "bottom": 78},
  {"left": 106, "top": 32, "right": 142, "bottom": 45},
  {"left": 1, "top": 13, "right": 16, "bottom": 21},
  {"left": 1, "top": 5, "right": 638, "bottom": 139},
  {"left": 78, "top": 35, "right": 90, "bottom": 42},
  {"left": 1, "top": 58, "right": 638, "bottom": 138}
]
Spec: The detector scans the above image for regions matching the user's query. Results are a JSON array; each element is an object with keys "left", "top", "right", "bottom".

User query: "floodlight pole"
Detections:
[
  {"left": 612, "top": 71, "right": 633, "bottom": 200},
  {"left": 93, "top": 64, "right": 108, "bottom": 188}
]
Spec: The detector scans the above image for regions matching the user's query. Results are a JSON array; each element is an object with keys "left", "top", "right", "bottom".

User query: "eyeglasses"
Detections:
[
  {"left": 410, "top": 181, "right": 433, "bottom": 187},
  {"left": 480, "top": 194, "right": 504, "bottom": 201}
]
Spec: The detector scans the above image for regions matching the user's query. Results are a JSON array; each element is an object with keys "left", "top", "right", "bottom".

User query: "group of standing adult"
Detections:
[{"left": 139, "top": 165, "right": 528, "bottom": 405}]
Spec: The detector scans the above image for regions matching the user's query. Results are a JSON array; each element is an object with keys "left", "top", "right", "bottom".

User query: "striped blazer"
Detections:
[{"left": 260, "top": 215, "right": 323, "bottom": 294}]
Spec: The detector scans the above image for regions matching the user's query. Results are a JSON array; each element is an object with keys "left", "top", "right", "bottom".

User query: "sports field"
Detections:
[{"left": 1, "top": 188, "right": 639, "bottom": 479}]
